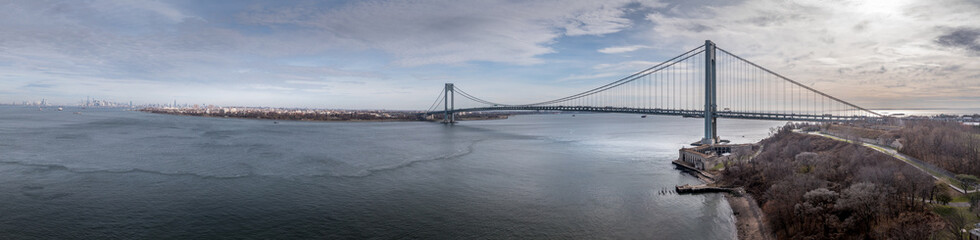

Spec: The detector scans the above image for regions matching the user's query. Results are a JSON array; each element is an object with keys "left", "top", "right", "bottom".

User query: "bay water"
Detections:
[{"left": 0, "top": 106, "right": 789, "bottom": 239}]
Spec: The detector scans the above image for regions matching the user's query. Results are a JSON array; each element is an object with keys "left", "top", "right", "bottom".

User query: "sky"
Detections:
[{"left": 1, "top": 0, "right": 978, "bottom": 110}]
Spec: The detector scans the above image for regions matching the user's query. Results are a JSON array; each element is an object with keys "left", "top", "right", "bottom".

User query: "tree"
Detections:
[
  {"left": 955, "top": 174, "right": 979, "bottom": 191},
  {"left": 874, "top": 211, "right": 942, "bottom": 240},
  {"left": 795, "top": 188, "right": 840, "bottom": 239},
  {"left": 723, "top": 126, "right": 945, "bottom": 239},
  {"left": 936, "top": 206, "right": 967, "bottom": 240},
  {"left": 969, "top": 192, "right": 980, "bottom": 216},
  {"left": 936, "top": 192, "right": 953, "bottom": 205},
  {"left": 933, "top": 181, "right": 951, "bottom": 202},
  {"left": 837, "top": 182, "right": 885, "bottom": 232}
]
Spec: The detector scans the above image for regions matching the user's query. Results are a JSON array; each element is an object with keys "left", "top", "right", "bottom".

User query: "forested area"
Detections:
[
  {"left": 897, "top": 121, "right": 980, "bottom": 176},
  {"left": 721, "top": 126, "right": 944, "bottom": 239}
]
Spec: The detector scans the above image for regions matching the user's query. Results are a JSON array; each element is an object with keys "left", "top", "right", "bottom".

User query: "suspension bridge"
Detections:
[{"left": 423, "top": 40, "right": 882, "bottom": 144}]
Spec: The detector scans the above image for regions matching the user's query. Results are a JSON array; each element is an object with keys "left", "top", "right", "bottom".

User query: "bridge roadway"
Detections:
[{"left": 424, "top": 106, "right": 874, "bottom": 122}]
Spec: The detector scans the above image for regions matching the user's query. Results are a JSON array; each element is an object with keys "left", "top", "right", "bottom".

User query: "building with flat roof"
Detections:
[{"left": 678, "top": 144, "right": 755, "bottom": 170}]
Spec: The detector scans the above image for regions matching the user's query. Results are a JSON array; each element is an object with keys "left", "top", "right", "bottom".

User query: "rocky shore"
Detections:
[
  {"left": 673, "top": 158, "right": 773, "bottom": 240},
  {"left": 725, "top": 193, "right": 773, "bottom": 240}
]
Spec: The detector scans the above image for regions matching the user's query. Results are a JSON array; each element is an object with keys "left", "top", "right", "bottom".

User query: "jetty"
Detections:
[{"left": 675, "top": 184, "right": 741, "bottom": 194}]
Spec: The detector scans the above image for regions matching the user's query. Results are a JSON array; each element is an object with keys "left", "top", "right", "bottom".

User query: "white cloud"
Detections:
[
  {"left": 285, "top": 80, "right": 331, "bottom": 86},
  {"left": 593, "top": 60, "right": 661, "bottom": 70},
  {"left": 642, "top": 0, "right": 980, "bottom": 108},
  {"left": 558, "top": 72, "right": 622, "bottom": 82},
  {"left": 90, "top": 0, "right": 192, "bottom": 23},
  {"left": 248, "top": 84, "right": 297, "bottom": 92},
  {"left": 598, "top": 45, "right": 650, "bottom": 54}
]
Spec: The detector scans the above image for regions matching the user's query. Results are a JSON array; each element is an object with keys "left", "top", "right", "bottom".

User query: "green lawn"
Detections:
[
  {"left": 933, "top": 204, "right": 979, "bottom": 240},
  {"left": 711, "top": 162, "right": 724, "bottom": 171}
]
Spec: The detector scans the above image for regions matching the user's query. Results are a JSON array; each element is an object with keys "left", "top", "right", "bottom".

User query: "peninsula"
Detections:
[
  {"left": 139, "top": 107, "right": 510, "bottom": 122},
  {"left": 689, "top": 119, "right": 980, "bottom": 240}
]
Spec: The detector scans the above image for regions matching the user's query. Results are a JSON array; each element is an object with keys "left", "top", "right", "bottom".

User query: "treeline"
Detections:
[
  {"left": 721, "top": 126, "right": 943, "bottom": 239},
  {"left": 897, "top": 120, "right": 980, "bottom": 176},
  {"left": 825, "top": 124, "right": 891, "bottom": 140}
]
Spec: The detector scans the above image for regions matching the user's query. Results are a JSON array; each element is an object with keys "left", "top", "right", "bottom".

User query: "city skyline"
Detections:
[{"left": 1, "top": 0, "right": 978, "bottom": 110}]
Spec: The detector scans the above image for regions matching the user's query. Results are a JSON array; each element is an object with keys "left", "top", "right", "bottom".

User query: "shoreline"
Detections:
[
  {"left": 675, "top": 148, "right": 773, "bottom": 240},
  {"left": 724, "top": 193, "right": 773, "bottom": 240}
]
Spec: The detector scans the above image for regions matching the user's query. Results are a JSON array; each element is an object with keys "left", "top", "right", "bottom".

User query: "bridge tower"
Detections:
[
  {"left": 444, "top": 83, "right": 455, "bottom": 123},
  {"left": 702, "top": 40, "right": 719, "bottom": 144}
]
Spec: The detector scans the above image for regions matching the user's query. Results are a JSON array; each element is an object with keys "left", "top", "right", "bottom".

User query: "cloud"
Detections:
[
  {"left": 557, "top": 72, "right": 622, "bottom": 82},
  {"left": 560, "top": 4, "right": 633, "bottom": 36},
  {"left": 90, "top": 0, "right": 194, "bottom": 23},
  {"left": 285, "top": 80, "right": 331, "bottom": 86},
  {"left": 22, "top": 83, "right": 55, "bottom": 89},
  {"left": 240, "top": 0, "right": 657, "bottom": 66},
  {"left": 598, "top": 45, "right": 650, "bottom": 54},
  {"left": 0, "top": 0, "right": 670, "bottom": 109},
  {"left": 556, "top": 60, "right": 665, "bottom": 83},
  {"left": 935, "top": 27, "right": 980, "bottom": 54},
  {"left": 248, "top": 84, "right": 297, "bottom": 92},
  {"left": 640, "top": 0, "right": 980, "bottom": 108},
  {"left": 1, "top": 0, "right": 978, "bottom": 109},
  {"left": 593, "top": 60, "right": 661, "bottom": 71}
]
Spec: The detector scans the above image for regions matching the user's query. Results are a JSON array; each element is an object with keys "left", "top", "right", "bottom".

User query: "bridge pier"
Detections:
[
  {"left": 444, "top": 83, "right": 455, "bottom": 124},
  {"left": 702, "top": 40, "right": 719, "bottom": 144}
]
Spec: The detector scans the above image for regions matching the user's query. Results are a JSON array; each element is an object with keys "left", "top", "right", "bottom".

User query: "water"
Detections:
[
  {"left": 871, "top": 108, "right": 980, "bottom": 116},
  {"left": 0, "top": 106, "right": 788, "bottom": 239}
]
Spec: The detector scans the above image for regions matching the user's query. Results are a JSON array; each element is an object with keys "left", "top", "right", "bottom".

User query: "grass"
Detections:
[
  {"left": 711, "top": 162, "right": 724, "bottom": 171},
  {"left": 933, "top": 204, "right": 979, "bottom": 240},
  {"left": 968, "top": 208, "right": 980, "bottom": 229}
]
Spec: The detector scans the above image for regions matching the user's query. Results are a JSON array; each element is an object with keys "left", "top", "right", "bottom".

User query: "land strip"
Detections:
[{"left": 139, "top": 107, "right": 509, "bottom": 122}]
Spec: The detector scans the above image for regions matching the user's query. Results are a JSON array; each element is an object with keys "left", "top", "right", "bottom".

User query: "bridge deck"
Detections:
[{"left": 424, "top": 106, "right": 877, "bottom": 122}]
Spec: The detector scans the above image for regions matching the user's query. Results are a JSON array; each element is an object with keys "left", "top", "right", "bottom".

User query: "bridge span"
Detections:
[{"left": 423, "top": 40, "right": 882, "bottom": 144}]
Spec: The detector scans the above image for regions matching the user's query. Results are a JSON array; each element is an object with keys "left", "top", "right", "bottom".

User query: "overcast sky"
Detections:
[{"left": 1, "top": 0, "right": 978, "bottom": 109}]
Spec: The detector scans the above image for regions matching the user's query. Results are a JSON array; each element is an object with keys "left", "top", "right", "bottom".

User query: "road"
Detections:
[{"left": 802, "top": 131, "right": 977, "bottom": 194}]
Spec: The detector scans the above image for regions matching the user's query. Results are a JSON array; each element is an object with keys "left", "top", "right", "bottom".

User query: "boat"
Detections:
[
  {"left": 641, "top": 115, "right": 647, "bottom": 118},
  {"left": 58, "top": 107, "right": 63, "bottom": 111}
]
